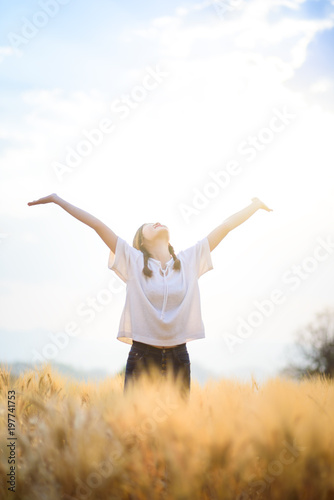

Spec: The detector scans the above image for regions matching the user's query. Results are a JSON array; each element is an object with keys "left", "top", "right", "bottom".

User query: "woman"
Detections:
[{"left": 27, "top": 193, "right": 272, "bottom": 398}]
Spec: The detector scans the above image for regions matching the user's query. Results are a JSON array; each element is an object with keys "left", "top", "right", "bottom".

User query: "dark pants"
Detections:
[{"left": 124, "top": 340, "right": 191, "bottom": 399}]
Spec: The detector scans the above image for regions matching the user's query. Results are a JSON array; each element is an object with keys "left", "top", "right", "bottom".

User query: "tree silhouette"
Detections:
[{"left": 281, "top": 308, "right": 334, "bottom": 379}]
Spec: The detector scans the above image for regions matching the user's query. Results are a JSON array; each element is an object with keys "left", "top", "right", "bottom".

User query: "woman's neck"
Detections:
[{"left": 146, "top": 241, "right": 171, "bottom": 269}]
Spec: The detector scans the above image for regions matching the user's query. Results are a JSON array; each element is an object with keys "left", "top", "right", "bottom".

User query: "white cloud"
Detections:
[
  {"left": 267, "top": 0, "right": 307, "bottom": 9},
  {"left": 288, "top": 19, "right": 333, "bottom": 68},
  {"left": 310, "top": 78, "right": 333, "bottom": 94},
  {"left": 0, "top": 46, "right": 20, "bottom": 62},
  {"left": 128, "top": 0, "right": 333, "bottom": 78},
  {"left": 152, "top": 15, "right": 181, "bottom": 28},
  {"left": 175, "top": 6, "right": 189, "bottom": 16},
  {"left": 193, "top": 1, "right": 213, "bottom": 11},
  {"left": 0, "top": 89, "right": 108, "bottom": 173},
  {"left": 21, "top": 88, "right": 107, "bottom": 121}
]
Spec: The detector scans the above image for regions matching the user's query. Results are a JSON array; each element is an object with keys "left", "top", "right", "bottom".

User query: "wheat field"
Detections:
[{"left": 0, "top": 364, "right": 334, "bottom": 500}]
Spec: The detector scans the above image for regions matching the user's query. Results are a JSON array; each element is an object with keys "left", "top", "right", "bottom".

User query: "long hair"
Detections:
[{"left": 133, "top": 223, "right": 181, "bottom": 277}]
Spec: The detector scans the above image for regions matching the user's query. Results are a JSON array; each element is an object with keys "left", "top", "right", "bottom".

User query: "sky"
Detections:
[{"left": 1, "top": 0, "right": 334, "bottom": 384}]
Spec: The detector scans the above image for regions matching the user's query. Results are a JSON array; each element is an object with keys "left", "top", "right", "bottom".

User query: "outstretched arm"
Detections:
[
  {"left": 27, "top": 193, "right": 118, "bottom": 253},
  {"left": 207, "top": 197, "right": 273, "bottom": 252}
]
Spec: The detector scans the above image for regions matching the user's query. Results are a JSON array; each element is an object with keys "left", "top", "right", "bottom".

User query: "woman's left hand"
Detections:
[{"left": 251, "top": 197, "right": 273, "bottom": 212}]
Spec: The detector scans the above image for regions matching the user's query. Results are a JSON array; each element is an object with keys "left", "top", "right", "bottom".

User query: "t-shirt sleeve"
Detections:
[
  {"left": 108, "top": 237, "right": 140, "bottom": 283},
  {"left": 197, "top": 237, "right": 213, "bottom": 277},
  {"left": 179, "top": 236, "right": 213, "bottom": 278}
]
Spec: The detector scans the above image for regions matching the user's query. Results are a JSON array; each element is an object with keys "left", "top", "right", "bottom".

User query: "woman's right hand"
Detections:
[
  {"left": 27, "top": 193, "right": 59, "bottom": 206},
  {"left": 251, "top": 197, "right": 273, "bottom": 212},
  {"left": 27, "top": 193, "right": 118, "bottom": 253}
]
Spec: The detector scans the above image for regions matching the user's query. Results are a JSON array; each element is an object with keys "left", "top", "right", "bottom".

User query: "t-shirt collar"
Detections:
[{"left": 149, "top": 256, "right": 174, "bottom": 267}]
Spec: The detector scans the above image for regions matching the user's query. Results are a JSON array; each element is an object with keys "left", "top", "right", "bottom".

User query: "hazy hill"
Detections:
[{"left": 0, "top": 360, "right": 217, "bottom": 386}]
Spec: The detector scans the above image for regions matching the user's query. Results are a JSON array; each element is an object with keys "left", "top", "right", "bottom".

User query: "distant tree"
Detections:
[{"left": 281, "top": 308, "right": 334, "bottom": 379}]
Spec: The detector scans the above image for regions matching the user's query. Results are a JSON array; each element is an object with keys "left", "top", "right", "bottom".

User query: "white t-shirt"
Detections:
[{"left": 108, "top": 236, "right": 213, "bottom": 346}]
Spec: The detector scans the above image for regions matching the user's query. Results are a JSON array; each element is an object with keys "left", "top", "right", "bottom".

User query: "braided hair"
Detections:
[{"left": 133, "top": 223, "right": 181, "bottom": 277}]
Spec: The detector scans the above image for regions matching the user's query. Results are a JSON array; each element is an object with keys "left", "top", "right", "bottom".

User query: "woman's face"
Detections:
[{"left": 142, "top": 222, "right": 169, "bottom": 243}]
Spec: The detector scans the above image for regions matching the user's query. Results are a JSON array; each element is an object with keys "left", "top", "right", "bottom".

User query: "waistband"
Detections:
[{"left": 132, "top": 340, "right": 186, "bottom": 353}]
